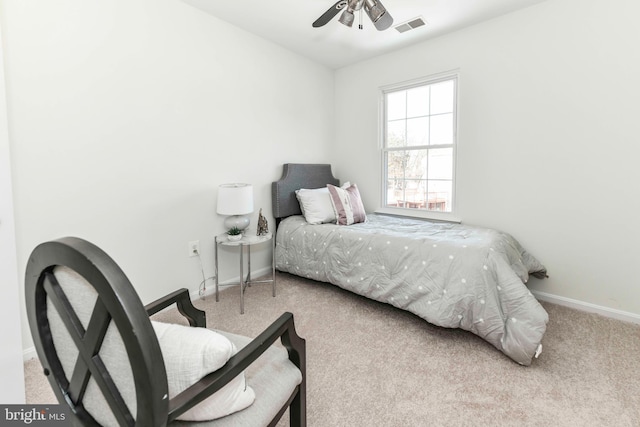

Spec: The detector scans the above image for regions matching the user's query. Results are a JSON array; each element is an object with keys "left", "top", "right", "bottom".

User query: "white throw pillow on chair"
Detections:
[{"left": 152, "top": 321, "right": 255, "bottom": 421}]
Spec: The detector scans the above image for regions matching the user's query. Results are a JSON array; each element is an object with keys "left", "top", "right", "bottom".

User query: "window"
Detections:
[{"left": 381, "top": 73, "right": 458, "bottom": 219}]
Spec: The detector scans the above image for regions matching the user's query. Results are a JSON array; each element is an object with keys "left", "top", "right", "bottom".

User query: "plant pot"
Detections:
[{"left": 227, "top": 234, "right": 242, "bottom": 242}]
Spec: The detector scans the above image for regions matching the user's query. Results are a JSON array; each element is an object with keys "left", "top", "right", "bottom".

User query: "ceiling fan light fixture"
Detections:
[
  {"left": 313, "top": 0, "right": 392, "bottom": 31},
  {"left": 339, "top": 0, "right": 363, "bottom": 27},
  {"left": 364, "top": 1, "right": 386, "bottom": 23},
  {"left": 339, "top": 9, "right": 355, "bottom": 27}
]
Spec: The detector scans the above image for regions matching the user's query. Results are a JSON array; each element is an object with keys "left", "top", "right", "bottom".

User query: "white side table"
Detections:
[{"left": 214, "top": 232, "right": 276, "bottom": 314}]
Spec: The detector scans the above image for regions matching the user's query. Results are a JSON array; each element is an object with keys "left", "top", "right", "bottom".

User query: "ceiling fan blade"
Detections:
[{"left": 313, "top": 0, "right": 348, "bottom": 28}]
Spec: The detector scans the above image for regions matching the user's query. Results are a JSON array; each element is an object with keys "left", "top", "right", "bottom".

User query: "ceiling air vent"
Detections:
[{"left": 395, "top": 17, "right": 426, "bottom": 34}]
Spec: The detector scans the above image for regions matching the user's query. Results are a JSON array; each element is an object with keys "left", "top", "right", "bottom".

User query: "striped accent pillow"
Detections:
[{"left": 327, "top": 184, "right": 367, "bottom": 225}]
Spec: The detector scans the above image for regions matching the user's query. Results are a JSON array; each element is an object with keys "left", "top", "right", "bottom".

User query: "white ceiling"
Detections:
[{"left": 181, "top": 0, "right": 546, "bottom": 69}]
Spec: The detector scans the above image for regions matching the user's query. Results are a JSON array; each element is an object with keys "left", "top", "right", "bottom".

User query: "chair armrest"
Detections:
[
  {"left": 144, "top": 288, "right": 206, "bottom": 328},
  {"left": 167, "top": 311, "right": 306, "bottom": 422}
]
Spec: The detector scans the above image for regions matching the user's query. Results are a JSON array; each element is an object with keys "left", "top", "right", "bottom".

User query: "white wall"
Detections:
[
  {"left": 1, "top": 0, "right": 334, "bottom": 354},
  {"left": 0, "top": 19, "right": 25, "bottom": 403},
  {"left": 333, "top": 0, "right": 640, "bottom": 315}
]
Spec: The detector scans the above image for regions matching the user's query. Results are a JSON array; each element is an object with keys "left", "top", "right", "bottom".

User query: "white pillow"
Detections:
[
  {"left": 152, "top": 321, "right": 255, "bottom": 421},
  {"left": 295, "top": 188, "right": 335, "bottom": 224},
  {"left": 295, "top": 182, "right": 351, "bottom": 224}
]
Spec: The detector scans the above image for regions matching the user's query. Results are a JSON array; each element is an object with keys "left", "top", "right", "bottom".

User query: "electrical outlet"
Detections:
[{"left": 188, "top": 240, "right": 200, "bottom": 257}]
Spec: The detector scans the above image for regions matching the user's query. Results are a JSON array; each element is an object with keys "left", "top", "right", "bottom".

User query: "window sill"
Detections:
[{"left": 374, "top": 207, "right": 461, "bottom": 224}]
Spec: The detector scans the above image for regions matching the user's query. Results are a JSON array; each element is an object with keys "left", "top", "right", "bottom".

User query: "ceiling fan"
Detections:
[{"left": 313, "top": 0, "right": 394, "bottom": 31}]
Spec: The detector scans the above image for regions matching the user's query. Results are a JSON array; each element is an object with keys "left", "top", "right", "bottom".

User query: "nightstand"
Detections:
[{"left": 214, "top": 232, "right": 275, "bottom": 314}]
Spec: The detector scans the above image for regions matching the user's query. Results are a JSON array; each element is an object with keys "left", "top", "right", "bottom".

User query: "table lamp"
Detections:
[{"left": 217, "top": 183, "right": 254, "bottom": 231}]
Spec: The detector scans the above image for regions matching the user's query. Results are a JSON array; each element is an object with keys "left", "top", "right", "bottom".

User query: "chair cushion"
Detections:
[
  {"left": 170, "top": 331, "right": 303, "bottom": 427},
  {"left": 152, "top": 321, "right": 255, "bottom": 421}
]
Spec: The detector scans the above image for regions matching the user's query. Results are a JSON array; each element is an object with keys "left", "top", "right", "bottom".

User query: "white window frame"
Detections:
[{"left": 376, "top": 70, "right": 460, "bottom": 222}]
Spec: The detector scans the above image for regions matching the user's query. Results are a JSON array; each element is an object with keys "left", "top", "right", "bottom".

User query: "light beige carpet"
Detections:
[{"left": 25, "top": 272, "right": 640, "bottom": 426}]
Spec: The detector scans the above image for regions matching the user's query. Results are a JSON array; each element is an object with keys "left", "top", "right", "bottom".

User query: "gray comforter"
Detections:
[{"left": 276, "top": 214, "right": 548, "bottom": 365}]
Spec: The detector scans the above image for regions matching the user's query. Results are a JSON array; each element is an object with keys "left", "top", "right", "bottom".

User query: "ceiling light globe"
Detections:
[
  {"left": 366, "top": 4, "right": 386, "bottom": 23},
  {"left": 339, "top": 10, "right": 355, "bottom": 27}
]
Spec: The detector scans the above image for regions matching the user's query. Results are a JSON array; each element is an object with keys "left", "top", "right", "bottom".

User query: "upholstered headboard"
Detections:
[{"left": 272, "top": 163, "right": 339, "bottom": 225}]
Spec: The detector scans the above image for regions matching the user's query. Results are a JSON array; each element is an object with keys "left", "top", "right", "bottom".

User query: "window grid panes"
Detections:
[{"left": 383, "top": 77, "right": 456, "bottom": 213}]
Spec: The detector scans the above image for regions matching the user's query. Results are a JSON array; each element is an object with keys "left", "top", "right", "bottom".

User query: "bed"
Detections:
[{"left": 271, "top": 163, "right": 548, "bottom": 365}]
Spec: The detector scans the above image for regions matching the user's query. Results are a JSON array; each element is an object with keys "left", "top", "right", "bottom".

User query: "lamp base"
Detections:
[{"left": 224, "top": 215, "right": 250, "bottom": 231}]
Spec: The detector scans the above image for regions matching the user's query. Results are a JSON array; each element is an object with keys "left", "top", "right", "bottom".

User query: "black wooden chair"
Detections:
[{"left": 24, "top": 237, "right": 306, "bottom": 426}]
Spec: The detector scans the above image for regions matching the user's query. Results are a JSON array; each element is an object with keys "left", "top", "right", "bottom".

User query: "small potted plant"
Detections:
[{"left": 226, "top": 226, "right": 243, "bottom": 241}]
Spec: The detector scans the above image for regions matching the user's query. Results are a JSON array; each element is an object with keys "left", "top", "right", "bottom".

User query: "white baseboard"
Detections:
[
  {"left": 532, "top": 290, "right": 640, "bottom": 325},
  {"left": 188, "top": 266, "right": 273, "bottom": 300},
  {"left": 198, "top": 281, "right": 640, "bottom": 326},
  {"left": 23, "top": 347, "right": 37, "bottom": 362}
]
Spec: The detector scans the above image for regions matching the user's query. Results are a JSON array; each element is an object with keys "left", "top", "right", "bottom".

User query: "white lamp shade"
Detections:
[{"left": 217, "top": 183, "right": 254, "bottom": 215}]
